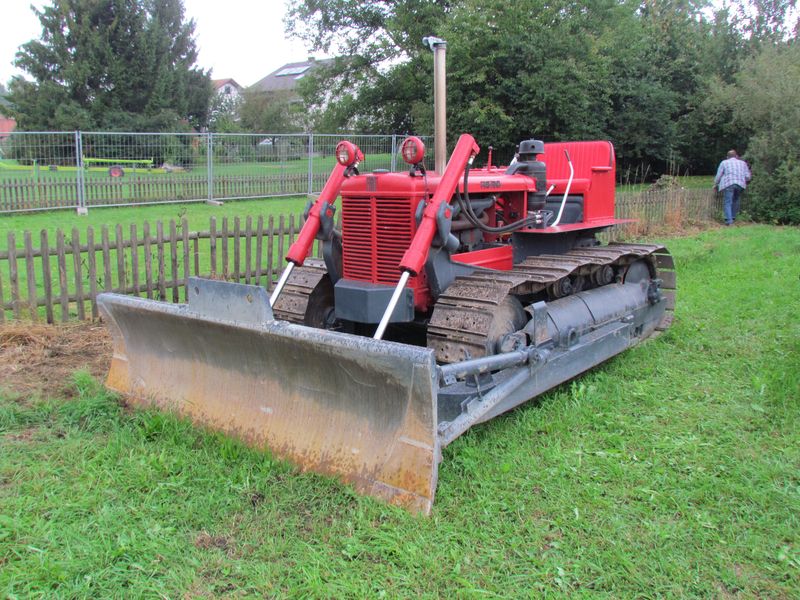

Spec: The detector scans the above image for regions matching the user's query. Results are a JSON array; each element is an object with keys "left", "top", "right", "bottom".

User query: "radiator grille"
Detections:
[{"left": 341, "top": 195, "right": 415, "bottom": 284}]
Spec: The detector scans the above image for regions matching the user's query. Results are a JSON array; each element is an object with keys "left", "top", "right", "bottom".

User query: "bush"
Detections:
[
  {"left": 747, "top": 159, "right": 800, "bottom": 224},
  {"left": 711, "top": 43, "right": 800, "bottom": 225}
]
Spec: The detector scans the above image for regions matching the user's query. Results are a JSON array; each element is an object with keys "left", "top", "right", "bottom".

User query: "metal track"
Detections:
[
  {"left": 272, "top": 258, "right": 329, "bottom": 324},
  {"left": 272, "top": 246, "right": 676, "bottom": 364},
  {"left": 427, "top": 243, "right": 675, "bottom": 363}
]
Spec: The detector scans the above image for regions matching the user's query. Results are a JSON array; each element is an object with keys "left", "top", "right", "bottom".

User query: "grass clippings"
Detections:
[{"left": 0, "top": 321, "right": 110, "bottom": 400}]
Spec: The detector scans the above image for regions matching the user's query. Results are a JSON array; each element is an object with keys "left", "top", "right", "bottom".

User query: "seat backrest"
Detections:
[
  {"left": 542, "top": 141, "right": 616, "bottom": 222},
  {"left": 543, "top": 141, "right": 614, "bottom": 181}
]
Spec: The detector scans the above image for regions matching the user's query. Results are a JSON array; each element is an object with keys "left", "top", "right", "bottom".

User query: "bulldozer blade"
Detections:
[{"left": 98, "top": 278, "right": 440, "bottom": 514}]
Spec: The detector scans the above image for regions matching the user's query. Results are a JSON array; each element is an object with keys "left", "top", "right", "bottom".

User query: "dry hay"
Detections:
[{"left": 0, "top": 321, "right": 111, "bottom": 400}]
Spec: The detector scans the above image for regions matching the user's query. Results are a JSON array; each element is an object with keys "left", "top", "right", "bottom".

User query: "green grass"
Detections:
[
  {"left": 0, "top": 197, "right": 310, "bottom": 321},
  {"left": 0, "top": 153, "right": 395, "bottom": 181},
  {"left": 0, "top": 174, "right": 715, "bottom": 244},
  {"left": 618, "top": 175, "right": 715, "bottom": 193},
  {"left": 0, "top": 197, "right": 308, "bottom": 321},
  {"left": 1, "top": 225, "right": 799, "bottom": 597},
  {"left": 0, "top": 196, "right": 308, "bottom": 250}
]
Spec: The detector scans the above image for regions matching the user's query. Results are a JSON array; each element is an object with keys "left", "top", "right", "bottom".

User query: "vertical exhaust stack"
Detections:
[{"left": 423, "top": 36, "right": 447, "bottom": 174}]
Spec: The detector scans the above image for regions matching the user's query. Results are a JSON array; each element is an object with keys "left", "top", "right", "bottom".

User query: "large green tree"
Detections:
[
  {"left": 285, "top": 0, "right": 449, "bottom": 133},
  {"left": 286, "top": 0, "right": 723, "bottom": 170},
  {"left": 287, "top": 0, "right": 796, "bottom": 184},
  {"left": 711, "top": 42, "right": 800, "bottom": 223},
  {"left": 8, "top": 0, "right": 211, "bottom": 131},
  {"left": 442, "top": 0, "right": 623, "bottom": 163},
  {"left": 238, "top": 89, "right": 307, "bottom": 134}
]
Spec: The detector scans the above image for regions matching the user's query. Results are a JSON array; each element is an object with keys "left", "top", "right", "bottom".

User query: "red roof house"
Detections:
[{"left": 0, "top": 116, "right": 15, "bottom": 141}]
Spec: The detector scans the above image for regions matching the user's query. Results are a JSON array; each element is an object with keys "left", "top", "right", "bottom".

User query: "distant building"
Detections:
[
  {"left": 0, "top": 117, "right": 14, "bottom": 141},
  {"left": 211, "top": 78, "right": 244, "bottom": 99},
  {"left": 0, "top": 95, "right": 15, "bottom": 142},
  {"left": 249, "top": 58, "right": 333, "bottom": 99}
]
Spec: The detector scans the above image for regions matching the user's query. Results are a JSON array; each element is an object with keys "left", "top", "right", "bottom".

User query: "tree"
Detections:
[
  {"left": 8, "top": 0, "right": 211, "bottom": 131},
  {"left": 441, "top": 0, "right": 622, "bottom": 161},
  {"left": 712, "top": 42, "right": 800, "bottom": 223},
  {"left": 208, "top": 92, "right": 243, "bottom": 133},
  {"left": 285, "top": 0, "right": 449, "bottom": 134},
  {"left": 238, "top": 89, "right": 307, "bottom": 134},
  {"left": 732, "top": 0, "right": 800, "bottom": 42},
  {"left": 286, "top": 0, "right": 794, "bottom": 183}
]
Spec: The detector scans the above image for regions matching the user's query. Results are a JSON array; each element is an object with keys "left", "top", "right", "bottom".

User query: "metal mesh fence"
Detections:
[
  {"left": 0, "top": 131, "right": 433, "bottom": 213},
  {"left": 0, "top": 132, "right": 82, "bottom": 211}
]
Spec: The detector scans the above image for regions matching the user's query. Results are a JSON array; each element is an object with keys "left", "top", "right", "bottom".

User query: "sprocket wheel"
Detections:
[
  {"left": 485, "top": 296, "right": 528, "bottom": 355},
  {"left": 303, "top": 275, "right": 342, "bottom": 330}
]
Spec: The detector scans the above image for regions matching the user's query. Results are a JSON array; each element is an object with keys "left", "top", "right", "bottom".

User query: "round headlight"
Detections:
[
  {"left": 335, "top": 141, "right": 359, "bottom": 166},
  {"left": 400, "top": 136, "right": 425, "bottom": 165}
]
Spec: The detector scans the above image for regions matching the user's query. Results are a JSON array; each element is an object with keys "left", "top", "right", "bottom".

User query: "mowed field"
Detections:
[
  {"left": 0, "top": 196, "right": 308, "bottom": 246},
  {"left": 0, "top": 153, "right": 395, "bottom": 181},
  {"left": 0, "top": 154, "right": 397, "bottom": 212},
  {"left": 0, "top": 173, "right": 716, "bottom": 247},
  {"left": 0, "top": 225, "right": 798, "bottom": 597},
  {"left": 1, "top": 154, "right": 710, "bottom": 215}
]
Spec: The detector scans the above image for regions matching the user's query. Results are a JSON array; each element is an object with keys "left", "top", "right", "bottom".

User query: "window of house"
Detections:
[{"left": 275, "top": 66, "right": 310, "bottom": 77}]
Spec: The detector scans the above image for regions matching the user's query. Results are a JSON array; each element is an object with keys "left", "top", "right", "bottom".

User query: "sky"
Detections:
[{"left": 0, "top": 0, "right": 325, "bottom": 89}]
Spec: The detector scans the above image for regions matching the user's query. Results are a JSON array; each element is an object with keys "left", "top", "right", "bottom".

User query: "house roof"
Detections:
[
  {"left": 250, "top": 58, "right": 334, "bottom": 93},
  {"left": 211, "top": 78, "right": 243, "bottom": 91},
  {"left": 0, "top": 117, "right": 16, "bottom": 139}
]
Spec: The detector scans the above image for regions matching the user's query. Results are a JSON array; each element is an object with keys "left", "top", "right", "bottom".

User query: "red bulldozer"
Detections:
[{"left": 98, "top": 40, "right": 675, "bottom": 514}]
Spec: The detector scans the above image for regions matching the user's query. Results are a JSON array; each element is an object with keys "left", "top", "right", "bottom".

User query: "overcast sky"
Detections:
[{"left": 0, "top": 0, "right": 325, "bottom": 89}]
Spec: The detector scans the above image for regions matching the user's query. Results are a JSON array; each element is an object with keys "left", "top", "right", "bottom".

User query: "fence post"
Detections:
[
  {"left": 307, "top": 133, "right": 314, "bottom": 198},
  {"left": 391, "top": 134, "right": 397, "bottom": 171},
  {"left": 75, "top": 131, "right": 88, "bottom": 215},
  {"left": 206, "top": 132, "right": 215, "bottom": 204}
]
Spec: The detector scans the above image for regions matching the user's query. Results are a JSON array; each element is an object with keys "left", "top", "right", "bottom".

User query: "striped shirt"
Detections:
[{"left": 715, "top": 157, "right": 751, "bottom": 190}]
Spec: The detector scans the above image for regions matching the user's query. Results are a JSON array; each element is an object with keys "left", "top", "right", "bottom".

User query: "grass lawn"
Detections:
[
  {"left": 617, "top": 174, "right": 715, "bottom": 193},
  {"left": 0, "top": 197, "right": 310, "bottom": 321},
  {"left": 1, "top": 225, "right": 798, "bottom": 597},
  {"left": 0, "top": 196, "right": 309, "bottom": 250},
  {"left": 0, "top": 153, "right": 395, "bottom": 182},
  {"left": 0, "top": 175, "right": 716, "bottom": 248},
  {"left": 0, "top": 154, "right": 395, "bottom": 212}
]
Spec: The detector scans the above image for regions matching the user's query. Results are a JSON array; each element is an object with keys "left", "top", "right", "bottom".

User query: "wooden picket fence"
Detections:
[
  {"left": 0, "top": 178, "right": 81, "bottom": 211},
  {"left": 612, "top": 188, "right": 723, "bottom": 238},
  {"left": 0, "top": 188, "right": 721, "bottom": 323},
  {"left": 0, "top": 214, "right": 306, "bottom": 323}
]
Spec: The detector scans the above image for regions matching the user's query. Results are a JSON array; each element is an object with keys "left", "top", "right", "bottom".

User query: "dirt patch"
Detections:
[
  {"left": 194, "top": 531, "right": 231, "bottom": 552},
  {"left": 248, "top": 491, "right": 265, "bottom": 508},
  {"left": 3, "top": 427, "right": 39, "bottom": 442},
  {"left": 0, "top": 321, "right": 111, "bottom": 400}
]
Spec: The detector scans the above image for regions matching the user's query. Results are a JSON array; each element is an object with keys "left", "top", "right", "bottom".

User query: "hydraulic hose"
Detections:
[{"left": 456, "top": 163, "right": 544, "bottom": 234}]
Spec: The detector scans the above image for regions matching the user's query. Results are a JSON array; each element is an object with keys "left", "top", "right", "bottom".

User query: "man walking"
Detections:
[{"left": 714, "top": 150, "right": 751, "bottom": 225}]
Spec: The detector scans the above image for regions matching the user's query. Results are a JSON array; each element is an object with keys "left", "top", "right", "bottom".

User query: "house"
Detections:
[
  {"left": 0, "top": 117, "right": 14, "bottom": 141},
  {"left": 249, "top": 58, "right": 333, "bottom": 99},
  {"left": 211, "top": 78, "right": 244, "bottom": 99},
  {"left": 0, "top": 95, "right": 15, "bottom": 142},
  {"left": 245, "top": 58, "right": 336, "bottom": 133}
]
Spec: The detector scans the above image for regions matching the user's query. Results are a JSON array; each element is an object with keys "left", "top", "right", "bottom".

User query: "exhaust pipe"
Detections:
[{"left": 423, "top": 36, "right": 447, "bottom": 174}]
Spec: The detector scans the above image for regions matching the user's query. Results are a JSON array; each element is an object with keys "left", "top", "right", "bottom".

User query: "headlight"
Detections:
[
  {"left": 335, "top": 141, "right": 361, "bottom": 167},
  {"left": 400, "top": 136, "right": 425, "bottom": 165}
]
